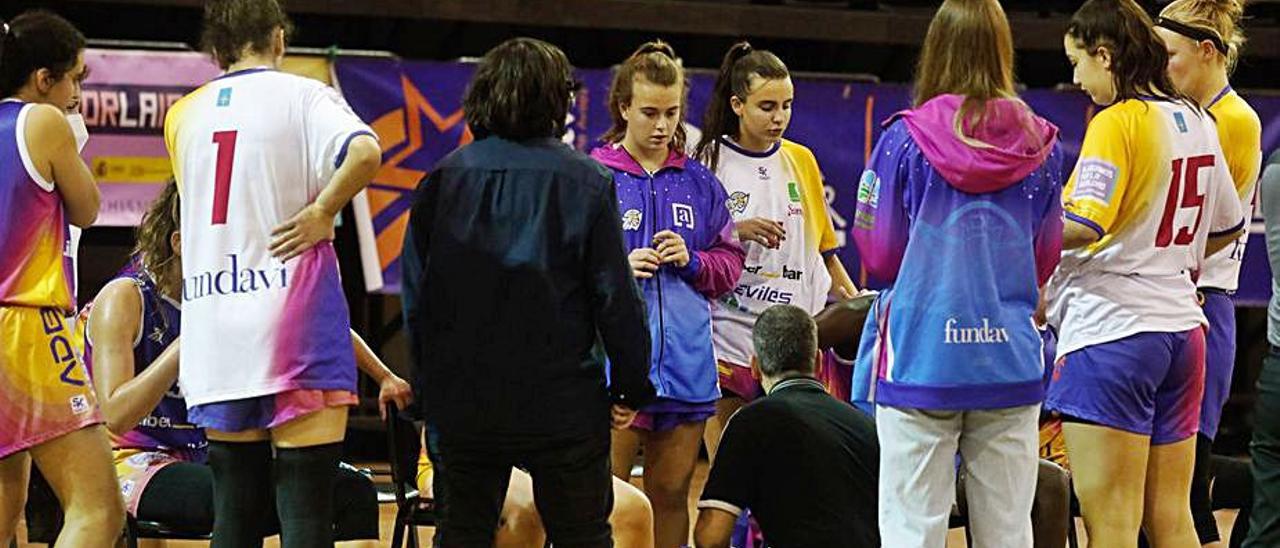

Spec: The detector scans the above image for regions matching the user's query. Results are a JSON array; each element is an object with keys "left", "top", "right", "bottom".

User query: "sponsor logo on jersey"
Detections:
[
  {"left": 787, "top": 181, "right": 801, "bottom": 203},
  {"left": 673, "top": 203, "right": 695, "bottom": 229},
  {"left": 1173, "top": 111, "right": 1188, "bottom": 133},
  {"left": 622, "top": 209, "right": 643, "bottom": 231},
  {"left": 726, "top": 192, "right": 750, "bottom": 215},
  {"left": 1072, "top": 159, "right": 1119, "bottom": 206},
  {"left": 943, "top": 317, "right": 1010, "bottom": 344},
  {"left": 217, "top": 87, "right": 232, "bottom": 107},
  {"left": 757, "top": 166, "right": 770, "bottom": 180},
  {"left": 734, "top": 284, "right": 794, "bottom": 305},
  {"left": 182, "top": 254, "right": 289, "bottom": 302},
  {"left": 742, "top": 264, "right": 802, "bottom": 281}
]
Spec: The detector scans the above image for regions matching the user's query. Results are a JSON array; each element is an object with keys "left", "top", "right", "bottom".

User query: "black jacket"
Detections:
[{"left": 402, "top": 136, "right": 655, "bottom": 443}]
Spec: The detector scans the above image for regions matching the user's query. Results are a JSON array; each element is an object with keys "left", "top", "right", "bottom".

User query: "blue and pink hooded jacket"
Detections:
[
  {"left": 591, "top": 144, "right": 745, "bottom": 405},
  {"left": 851, "top": 94, "right": 1064, "bottom": 411}
]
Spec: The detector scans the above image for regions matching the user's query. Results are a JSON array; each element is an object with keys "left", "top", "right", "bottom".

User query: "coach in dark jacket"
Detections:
[{"left": 401, "top": 37, "right": 655, "bottom": 547}]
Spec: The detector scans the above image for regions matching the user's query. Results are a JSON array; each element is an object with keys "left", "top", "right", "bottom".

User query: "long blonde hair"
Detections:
[{"left": 133, "top": 180, "right": 181, "bottom": 298}]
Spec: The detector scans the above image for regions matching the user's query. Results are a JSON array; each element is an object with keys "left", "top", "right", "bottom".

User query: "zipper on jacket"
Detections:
[{"left": 645, "top": 172, "right": 667, "bottom": 393}]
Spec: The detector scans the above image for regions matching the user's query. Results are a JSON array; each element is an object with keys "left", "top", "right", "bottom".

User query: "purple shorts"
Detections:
[
  {"left": 1045, "top": 329, "right": 1206, "bottom": 445},
  {"left": 1199, "top": 290, "right": 1236, "bottom": 440},
  {"left": 717, "top": 361, "right": 764, "bottom": 402},
  {"left": 631, "top": 398, "right": 715, "bottom": 432},
  {"left": 188, "top": 389, "right": 357, "bottom": 433}
]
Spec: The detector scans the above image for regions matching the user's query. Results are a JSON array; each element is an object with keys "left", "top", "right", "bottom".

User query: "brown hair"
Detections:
[
  {"left": 602, "top": 40, "right": 688, "bottom": 153},
  {"left": 693, "top": 42, "right": 790, "bottom": 172},
  {"left": 463, "top": 37, "right": 574, "bottom": 141},
  {"left": 1068, "top": 0, "right": 1194, "bottom": 108},
  {"left": 0, "top": 11, "right": 86, "bottom": 98},
  {"left": 133, "top": 180, "right": 181, "bottom": 298},
  {"left": 1160, "top": 0, "right": 1247, "bottom": 72},
  {"left": 200, "top": 0, "right": 294, "bottom": 70}
]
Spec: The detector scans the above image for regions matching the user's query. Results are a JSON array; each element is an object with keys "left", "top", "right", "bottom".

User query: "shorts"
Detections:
[
  {"left": 113, "top": 448, "right": 185, "bottom": 516},
  {"left": 631, "top": 398, "right": 715, "bottom": 432},
  {"left": 1199, "top": 290, "right": 1236, "bottom": 440},
  {"left": 0, "top": 306, "right": 102, "bottom": 459},
  {"left": 717, "top": 360, "right": 764, "bottom": 402},
  {"left": 816, "top": 350, "right": 853, "bottom": 402},
  {"left": 1045, "top": 329, "right": 1205, "bottom": 445},
  {"left": 187, "top": 389, "right": 357, "bottom": 432}
]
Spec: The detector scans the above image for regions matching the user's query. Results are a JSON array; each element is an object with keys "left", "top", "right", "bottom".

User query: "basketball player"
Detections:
[
  {"left": 0, "top": 11, "right": 124, "bottom": 547},
  {"left": 1155, "top": 2, "right": 1262, "bottom": 544},
  {"left": 163, "top": 1, "right": 381, "bottom": 545},
  {"left": 1044, "top": 1, "right": 1247, "bottom": 545}
]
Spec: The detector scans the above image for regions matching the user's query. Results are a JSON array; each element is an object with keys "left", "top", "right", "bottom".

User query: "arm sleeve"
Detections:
[
  {"left": 588, "top": 178, "right": 656, "bottom": 409},
  {"left": 304, "top": 85, "right": 377, "bottom": 189},
  {"left": 1034, "top": 146, "right": 1065, "bottom": 286},
  {"left": 675, "top": 173, "right": 745, "bottom": 298},
  {"left": 1261, "top": 157, "right": 1280, "bottom": 286},
  {"left": 851, "top": 122, "right": 913, "bottom": 283},
  {"left": 697, "top": 410, "right": 759, "bottom": 515},
  {"left": 1063, "top": 111, "right": 1130, "bottom": 238},
  {"left": 1208, "top": 155, "right": 1246, "bottom": 236}
]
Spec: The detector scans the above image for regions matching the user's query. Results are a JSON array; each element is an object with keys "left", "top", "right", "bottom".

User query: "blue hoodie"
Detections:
[
  {"left": 851, "top": 95, "right": 1064, "bottom": 411},
  {"left": 591, "top": 144, "right": 745, "bottom": 405}
]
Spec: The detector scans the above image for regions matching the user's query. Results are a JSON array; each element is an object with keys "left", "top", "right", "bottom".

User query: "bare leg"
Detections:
[
  {"left": 1062, "top": 422, "right": 1149, "bottom": 548},
  {"left": 29, "top": 425, "right": 125, "bottom": 548}
]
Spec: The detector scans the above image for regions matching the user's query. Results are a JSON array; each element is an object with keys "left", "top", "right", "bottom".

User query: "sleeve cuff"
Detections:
[
  {"left": 334, "top": 130, "right": 377, "bottom": 169},
  {"left": 674, "top": 250, "right": 702, "bottom": 281},
  {"left": 1210, "top": 217, "right": 1246, "bottom": 238},
  {"left": 696, "top": 499, "right": 743, "bottom": 517},
  {"left": 1064, "top": 211, "right": 1106, "bottom": 239}
]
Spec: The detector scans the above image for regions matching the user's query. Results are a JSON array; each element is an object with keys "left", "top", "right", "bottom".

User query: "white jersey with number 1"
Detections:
[{"left": 164, "top": 68, "right": 374, "bottom": 407}]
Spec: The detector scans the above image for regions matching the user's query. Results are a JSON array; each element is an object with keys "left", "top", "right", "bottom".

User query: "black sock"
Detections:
[
  {"left": 274, "top": 443, "right": 342, "bottom": 548},
  {"left": 209, "top": 440, "right": 273, "bottom": 548}
]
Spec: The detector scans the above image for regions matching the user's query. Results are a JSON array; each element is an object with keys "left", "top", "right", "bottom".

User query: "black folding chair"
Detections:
[{"left": 386, "top": 406, "right": 438, "bottom": 548}]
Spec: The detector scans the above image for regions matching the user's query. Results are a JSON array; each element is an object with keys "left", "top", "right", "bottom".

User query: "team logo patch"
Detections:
[
  {"left": 856, "top": 170, "right": 880, "bottom": 208},
  {"left": 217, "top": 87, "right": 232, "bottom": 107},
  {"left": 725, "top": 191, "right": 750, "bottom": 215},
  {"left": 69, "top": 395, "right": 90, "bottom": 414},
  {"left": 673, "top": 203, "right": 695, "bottom": 229},
  {"left": 622, "top": 209, "right": 643, "bottom": 231},
  {"left": 1071, "top": 159, "right": 1119, "bottom": 205}
]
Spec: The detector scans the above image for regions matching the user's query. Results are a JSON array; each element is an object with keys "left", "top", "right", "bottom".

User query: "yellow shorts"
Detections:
[
  {"left": 0, "top": 305, "right": 102, "bottom": 458},
  {"left": 113, "top": 448, "right": 184, "bottom": 515},
  {"left": 1039, "top": 416, "right": 1070, "bottom": 470}
]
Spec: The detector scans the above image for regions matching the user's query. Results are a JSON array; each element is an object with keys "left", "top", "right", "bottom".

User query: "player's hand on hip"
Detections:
[
  {"left": 629, "top": 248, "right": 661, "bottom": 279},
  {"left": 270, "top": 203, "right": 336, "bottom": 261},
  {"left": 735, "top": 217, "right": 785, "bottom": 249},
  {"left": 653, "top": 230, "right": 690, "bottom": 267},
  {"left": 611, "top": 404, "right": 638, "bottom": 430},
  {"left": 378, "top": 374, "right": 414, "bottom": 420}
]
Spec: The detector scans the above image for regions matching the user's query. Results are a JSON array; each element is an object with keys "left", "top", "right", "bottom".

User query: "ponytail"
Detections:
[{"left": 693, "top": 41, "right": 790, "bottom": 172}]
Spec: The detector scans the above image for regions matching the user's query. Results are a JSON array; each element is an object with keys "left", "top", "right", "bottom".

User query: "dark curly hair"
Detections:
[{"left": 0, "top": 10, "right": 86, "bottom": 99}]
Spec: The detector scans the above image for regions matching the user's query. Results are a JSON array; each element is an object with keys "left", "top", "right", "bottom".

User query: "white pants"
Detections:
[{"left": 877, "top": 404, "right": 1040, "bottom": 548}]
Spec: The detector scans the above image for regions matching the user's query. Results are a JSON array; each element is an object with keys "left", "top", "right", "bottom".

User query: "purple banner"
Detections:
[{"left": 336, "top": 56, "right": 1279, "bottom": 305}]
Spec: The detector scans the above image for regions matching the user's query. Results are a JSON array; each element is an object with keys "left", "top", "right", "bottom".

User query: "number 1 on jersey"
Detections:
[{"left": 211, "top": 130, "right": 238, "bottom": 225}]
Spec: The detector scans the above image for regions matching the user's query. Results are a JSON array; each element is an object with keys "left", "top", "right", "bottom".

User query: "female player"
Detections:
[
  {"left": 590, "top": 41, "right": 744, "bottom": 548},
  {"left": 850, "top": 1, "right": 1063, "bottom": 545},
  {"left": 692, "top": 42, "right": 858, "bottom": 455},
  {"left": 1044, "top": 0, "right": 1247, "bottom": 545},
  {"left": 84, "top": 182, "right": 412, "bottom": 545},
  {"left": 0, "top": 10, "right": 124, "bottom": 547},
  {"left": 164, "top": 1, "right": 381, "bottom": 544},
  {"left": 1155, "top": 1, "right": 1262, "bottom": 544}
]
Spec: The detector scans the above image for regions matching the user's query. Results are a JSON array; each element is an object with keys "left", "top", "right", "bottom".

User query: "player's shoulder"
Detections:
[{"left": 1212, "top": 94, "right": 1262, "bottom": 134}]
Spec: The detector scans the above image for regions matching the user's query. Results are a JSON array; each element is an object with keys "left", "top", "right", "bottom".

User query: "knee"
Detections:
[
  {"left": 645, "top": 474, "right": 692, "bottom": 507},
  {"left": 65, "top": 496, "right": 125, "bottom": 535},
  {"left": 611, "top": 487, "right": 654, "bottom": 536},
  {"left": 497, "top": 498, "right": 545, "bottom": 546}
]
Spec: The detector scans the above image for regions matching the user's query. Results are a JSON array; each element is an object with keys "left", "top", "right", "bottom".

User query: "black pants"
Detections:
[
  {"left": 431, "top": 430, "right": 614, "bottom": 548},
  {"left": 1245, "top": 348, "right": 1280, "bottom": 547},
  {"left": 135, "top": 461, "right": 380, "bottom": 540}
]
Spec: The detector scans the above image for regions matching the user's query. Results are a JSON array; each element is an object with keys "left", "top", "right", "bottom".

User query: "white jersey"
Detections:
[
  {"left": 1046, "top": 99, "right": 1244, "bottom": 357},
  {"left": 164, "top": 68, "right": 373, "bottom": 406},
  {"left": 710, "top": 138, "right": 834, "bottom": 367}
]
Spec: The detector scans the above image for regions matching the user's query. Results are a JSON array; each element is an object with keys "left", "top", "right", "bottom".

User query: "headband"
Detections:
[{"left": 1156, "top": 16, "right": 1230, "bottom": 56}]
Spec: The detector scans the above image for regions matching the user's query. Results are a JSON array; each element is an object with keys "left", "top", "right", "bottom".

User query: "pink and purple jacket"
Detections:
[
  {"left": 591, "top": 144, "right": 745, "bottom": 404},
  {"left": 850, "top": 95, "right": 1064, "bottom": 411}
]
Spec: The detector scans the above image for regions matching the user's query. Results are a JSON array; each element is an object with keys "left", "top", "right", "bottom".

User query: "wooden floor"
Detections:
[{"left": 12, "top": 458, "right": 1243, "bottom": 547}]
